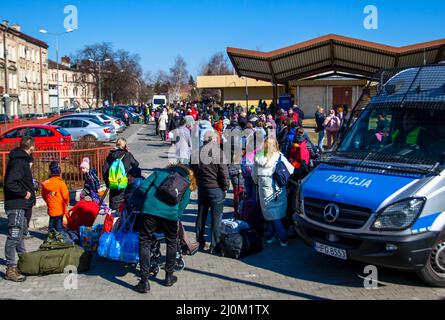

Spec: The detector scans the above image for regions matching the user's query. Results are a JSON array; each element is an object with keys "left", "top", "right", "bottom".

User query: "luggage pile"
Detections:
[
  {"left": 218, "top": 192, "right": 264, "bottom": 260},
  {"left": 18, "top": 192, "right": 110, "bottom": 277}
]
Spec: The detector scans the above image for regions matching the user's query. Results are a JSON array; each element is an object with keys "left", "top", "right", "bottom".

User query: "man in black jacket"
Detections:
[
  {"left": 192, "top": 135, "right": 230, "bottom": 254},
  {"left": 4, "top": 137, "right": 36, "bottom": 282}
]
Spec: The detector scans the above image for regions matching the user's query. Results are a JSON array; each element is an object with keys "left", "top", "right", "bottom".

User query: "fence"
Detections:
[{"left": 0, "top": 144, "right": 112, "bottom": 201}]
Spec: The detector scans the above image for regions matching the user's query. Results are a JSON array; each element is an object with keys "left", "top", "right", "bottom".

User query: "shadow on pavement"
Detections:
[
  {"left": 85, "top": 256, "right": 140, "bottom": 290},
  {"left": 185, "top": 267, "right": 328, "bottom": 300}
]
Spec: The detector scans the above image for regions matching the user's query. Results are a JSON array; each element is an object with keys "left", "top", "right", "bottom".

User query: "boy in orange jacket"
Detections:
[{"left": 41, "top": 162, "right": 69, "bottom": 232}]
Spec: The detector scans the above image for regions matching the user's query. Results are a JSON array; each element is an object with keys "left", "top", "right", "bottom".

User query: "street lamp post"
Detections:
[
  {"left": 120, "top": 69, "right": 142, "bottom": 105},
  {"left": 39, "top": 28, "right": 75, "bottom": 115},
  {"left": 90, "top": 58, "right": 111, "bottom": 108}
]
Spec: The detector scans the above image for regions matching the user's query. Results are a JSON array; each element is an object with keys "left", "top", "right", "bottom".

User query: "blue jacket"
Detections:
[{"left": 281, "top": 128, "right": 296, "bottom": 157}]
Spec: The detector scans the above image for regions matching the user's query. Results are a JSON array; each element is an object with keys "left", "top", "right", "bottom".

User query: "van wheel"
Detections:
[{"left": 418, "top": 233, "right": 445, "bottom": 287}]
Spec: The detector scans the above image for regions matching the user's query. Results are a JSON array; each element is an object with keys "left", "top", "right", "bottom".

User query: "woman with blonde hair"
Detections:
[
  {"left": 103, "top": 138, "right": 140, "bottom": 210},
  {"left": 252, "top": 137, "right": 294, "bottom": 247},
  {"left": 134, "top": 163, "right": 196, "bottom": 293}
]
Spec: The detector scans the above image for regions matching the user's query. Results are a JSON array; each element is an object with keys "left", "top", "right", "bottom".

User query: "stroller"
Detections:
[{"left": 148, "top": 222, "right": 199, "bottom": 277}]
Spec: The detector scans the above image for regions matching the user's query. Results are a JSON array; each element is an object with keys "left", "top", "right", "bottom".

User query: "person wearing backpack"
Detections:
[
  {"left": 289, "top": 128, "right": 316, "bottom": 172},
  {"left": 252, "top": 138, "right": 294, "bottom": 247},
  {"left": 133, "top": 164, "right": 197, "bottom": 294},
  {"left": 41, "top": 162, "right": 69, "bottom": 233},
  {"left": 324, "top": 108, "right": 341, "bottom": 149},
  {"left": 103, "top": 138, "right": 139, "bottom": 210},
  {"left": 281, "top": 121, "right": 298, "bottom": 158}
]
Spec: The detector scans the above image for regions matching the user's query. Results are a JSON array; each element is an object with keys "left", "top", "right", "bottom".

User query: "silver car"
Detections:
[
  {"left": 55, "top": 113, "right": 126, "bottom": 133},
  {"left": 50, "top": 117, "right": 117, "bottom": 142}
]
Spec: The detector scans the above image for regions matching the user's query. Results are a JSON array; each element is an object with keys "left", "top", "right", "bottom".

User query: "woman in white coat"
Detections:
[
  {"left": 159, "top": 108, "right": 169, "bottom": 141},
  {"left": 252, "top": 138, "right": 294, "bottom": 247}
]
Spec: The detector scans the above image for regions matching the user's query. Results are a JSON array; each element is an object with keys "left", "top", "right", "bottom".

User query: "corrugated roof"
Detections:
[{"left": 227, "top": 34, "right": 445, "bottom": 83}]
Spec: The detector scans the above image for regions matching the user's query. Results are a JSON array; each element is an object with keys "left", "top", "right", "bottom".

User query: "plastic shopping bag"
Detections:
[{"left": 121, "top": 231, "right": 139, "bottom": 263}]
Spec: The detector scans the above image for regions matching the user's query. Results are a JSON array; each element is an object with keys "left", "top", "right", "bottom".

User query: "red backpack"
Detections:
[
  {"left": 289, "top": 140, "right": 310, "bottom": 169},
  {"left": 65, "top": 200, "right": 100, "bottom": 232}
]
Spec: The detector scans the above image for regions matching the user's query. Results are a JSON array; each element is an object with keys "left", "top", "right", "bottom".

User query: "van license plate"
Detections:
[{"left": 315, "top": 242, "right": 347, "bottom": 260}]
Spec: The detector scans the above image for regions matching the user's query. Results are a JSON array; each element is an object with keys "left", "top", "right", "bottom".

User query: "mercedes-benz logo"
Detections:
[{"left": 324, "top": 204, "right": 340, "bottom": 223}]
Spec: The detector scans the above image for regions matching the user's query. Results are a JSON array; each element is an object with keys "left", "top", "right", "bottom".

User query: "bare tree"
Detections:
[
  {"left": 71, "top": 42, "right": 114, "bottom": 107},
  {"left": 72, "top": 43, "right": 144, "bottom": 106},
  {"left": 201, "top": 52, "right": 233, "bottom": 76},
  {"left": 169, "top": 56, "right": 189, "bottom": 103},
  {"left": 200, "top": 52, "right": 233, "bottom": 102}
]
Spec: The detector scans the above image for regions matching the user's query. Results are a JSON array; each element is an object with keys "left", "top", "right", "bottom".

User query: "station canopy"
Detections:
[{"left": 227, "top": 34, "right": 445, "bottom": 83}]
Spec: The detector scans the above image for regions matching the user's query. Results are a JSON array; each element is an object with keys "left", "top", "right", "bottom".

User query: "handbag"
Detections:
[{"left": 273, "top": 155, "right": 291, "bottom": 188}]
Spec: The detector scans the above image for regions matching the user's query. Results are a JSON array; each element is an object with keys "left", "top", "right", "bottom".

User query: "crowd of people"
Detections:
[{"left": 2, "top": 99, "right": 348, "bottom": 294}]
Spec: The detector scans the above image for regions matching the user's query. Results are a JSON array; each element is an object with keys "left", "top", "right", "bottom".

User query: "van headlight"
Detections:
[{"left": 372, "top": 198, "right": 426, "bottom": 231}]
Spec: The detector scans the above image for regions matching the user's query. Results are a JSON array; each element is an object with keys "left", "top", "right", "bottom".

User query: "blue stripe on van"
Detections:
[{"left": 411, "top": 212, "right": 441, "bottom": 233}]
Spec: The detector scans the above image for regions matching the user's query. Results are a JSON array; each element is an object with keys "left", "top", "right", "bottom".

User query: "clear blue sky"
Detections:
[{"left": 1, "top": 0, "right": 444, "bottom": 77}]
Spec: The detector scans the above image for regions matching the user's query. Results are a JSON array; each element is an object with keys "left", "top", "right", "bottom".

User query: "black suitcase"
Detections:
[{"left": 220, "top": 229, "right": 263, "bottom": 259}]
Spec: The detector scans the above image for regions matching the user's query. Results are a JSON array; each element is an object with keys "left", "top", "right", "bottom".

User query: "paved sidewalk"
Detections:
[{"left": 0, "top": 124, "right": 445, "bottom": 300}]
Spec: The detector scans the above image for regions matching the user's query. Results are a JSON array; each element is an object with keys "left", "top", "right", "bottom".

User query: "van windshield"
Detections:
[
  {"left": 154, "top": 99, "right": 166, "bottom": 105},
  {"left": 336, "top": 106, "right": 445, "bottom": 170}
]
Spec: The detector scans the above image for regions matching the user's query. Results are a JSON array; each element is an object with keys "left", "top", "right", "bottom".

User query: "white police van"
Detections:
[{"left": 294, "top": 64, "right": 445, "bottom": 286}]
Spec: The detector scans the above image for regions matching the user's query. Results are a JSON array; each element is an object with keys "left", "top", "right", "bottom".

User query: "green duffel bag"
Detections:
[{"left": 18, "top": 242, "right": 92, "bottom": 276}]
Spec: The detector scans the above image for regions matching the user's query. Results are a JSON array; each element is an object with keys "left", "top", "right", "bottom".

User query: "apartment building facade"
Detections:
[
  {"left": 48, "top": 56, "right": 97, "bottom": 111},
  {"left": 0, "top": 21, "right": 49, "bottom": 116}
]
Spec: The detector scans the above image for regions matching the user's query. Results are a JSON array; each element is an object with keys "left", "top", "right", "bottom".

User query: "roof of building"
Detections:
[
  {"left": 48, "top": 60, "right": 73, "bottom": 71},
  {"left": 227, "top": 34, "right": 445, "bottom": 83},
  {"left": 0, "top": 23, "right": 48, "bottom": 49}
]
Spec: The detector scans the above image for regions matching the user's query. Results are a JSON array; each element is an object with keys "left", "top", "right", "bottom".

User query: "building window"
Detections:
[{"left": 74, "top": 87, "right": 78, "bottom": 97}]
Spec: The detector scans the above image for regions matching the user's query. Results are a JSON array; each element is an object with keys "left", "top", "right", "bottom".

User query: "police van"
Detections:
[{"left": 294, "top": 64, "right": 445, "bottom": 286}]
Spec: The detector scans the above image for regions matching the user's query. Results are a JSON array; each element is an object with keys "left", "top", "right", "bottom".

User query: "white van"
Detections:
[{"left": 152, "top": 95, "right": 168, "bottom": 110}]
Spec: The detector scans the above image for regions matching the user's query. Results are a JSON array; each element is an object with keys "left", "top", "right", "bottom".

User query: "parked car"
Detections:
[
  {"left": 0, "top": 124, "right": 73, "bottom": 152},
  {"left": 54, "top": 113, "right": 125, "bottom": 133},
  {"left": 96, "top": 107, "right": 131, "bottom": 126},
  {"left": 115, "top": 105, "right": 141, "bottom": 123},
  {"left": 49, "top": 117, "right": 117, "bottom": 142}
]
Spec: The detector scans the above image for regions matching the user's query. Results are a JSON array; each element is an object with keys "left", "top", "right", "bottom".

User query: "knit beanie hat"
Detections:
[{"left": 80, "top": 157, "right": 90, "bottom": 171}]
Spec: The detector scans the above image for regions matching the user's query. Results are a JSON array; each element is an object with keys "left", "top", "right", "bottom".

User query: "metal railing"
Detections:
[{"left": 0, "top": 145, "right": 112, "bottom": 201}]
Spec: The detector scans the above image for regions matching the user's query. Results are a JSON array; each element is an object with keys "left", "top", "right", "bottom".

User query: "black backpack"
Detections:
[
  {"left": 156, "top": 171, "right": 190, "bottom": 206},
  {"left": 220, "top": 229, "right": 263, "bottom": 259},
  {"left": 273, "top": 155, "right": 292, "bottom": 188}
]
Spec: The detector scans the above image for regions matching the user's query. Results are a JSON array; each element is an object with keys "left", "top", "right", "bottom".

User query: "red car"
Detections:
[{"left": 0, "top": 124, "right": 73, "bottom": 153}]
